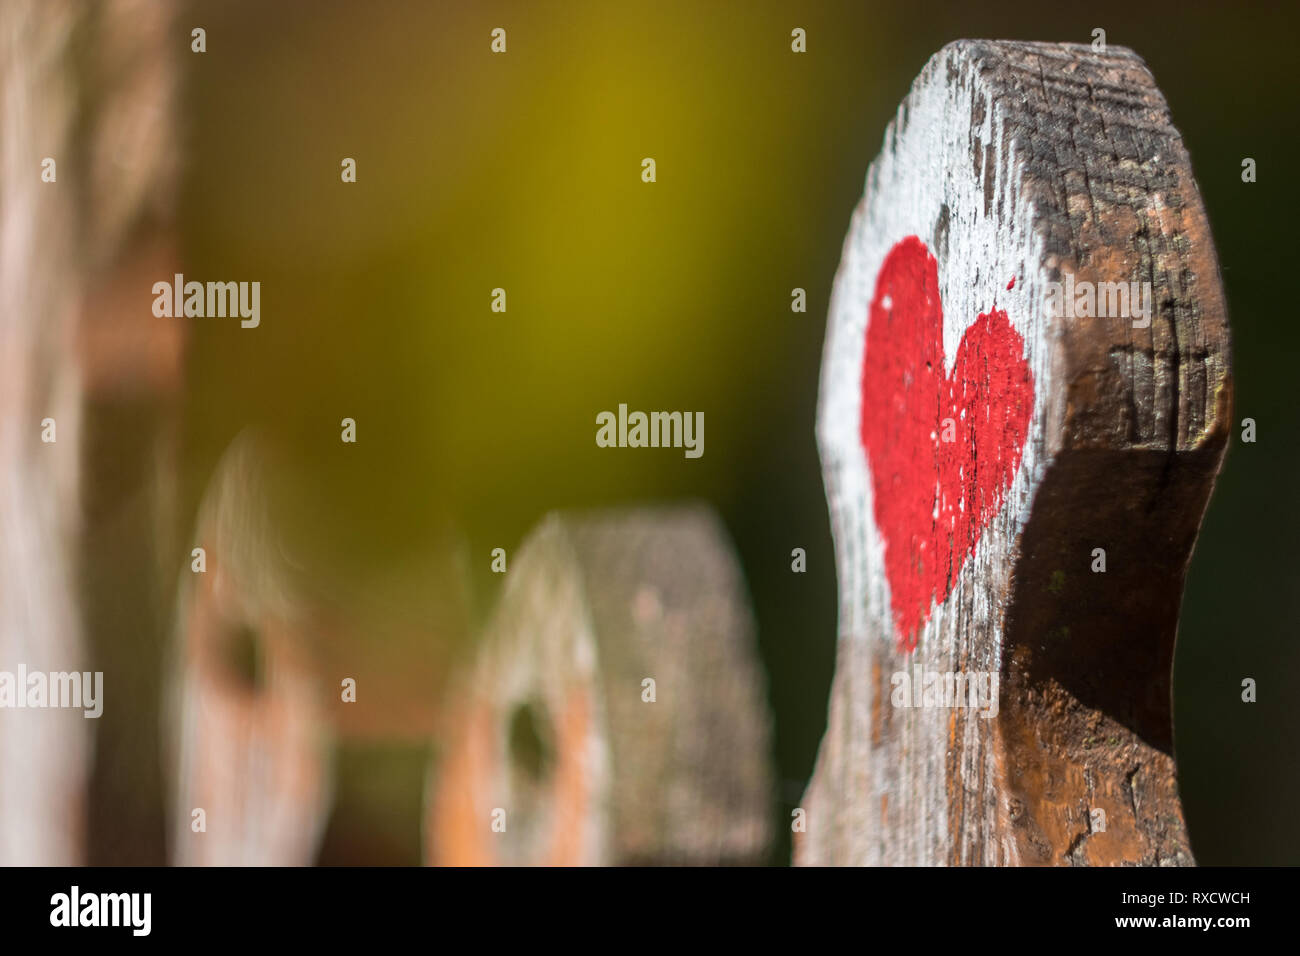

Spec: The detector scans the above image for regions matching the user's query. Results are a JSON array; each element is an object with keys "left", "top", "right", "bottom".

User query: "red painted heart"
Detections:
[{"left": 860, "top": 236, "right": 1034, "bottom": 653}]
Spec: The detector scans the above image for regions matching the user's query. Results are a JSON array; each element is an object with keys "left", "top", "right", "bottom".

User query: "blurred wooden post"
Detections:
[
  {"left": 427, "top": 507, "right": 774, "bottom": 865},
  {"left": 799, "top": 41, "right": 1230, "bottom": 866},
  {"left": 0, "top": 0, "right": 176, "bottom": 864},
  {"left": 0, "top": 0, "right": 86, "bottom": 865},
  {"left": 167, "top": 434, "right": 334, "bottom": 866},
  {"left": 167, "top": 430, "right": 469, "bottom": 864}
]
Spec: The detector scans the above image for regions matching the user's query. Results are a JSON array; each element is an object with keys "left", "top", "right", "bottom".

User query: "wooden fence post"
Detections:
[
  {"left": 427, "top": 507, "right": 774, "bottom": 865},
  {"left": 166, "top": 433, "right": 335, "bottom": 865},
  {"left": 166, "top": 431, "right": 469, "bottom": 864},
  {"left": 0, "top": 0, "right": 177, "bottom": 865},
  {"left": 798, "top": 40, "right": 1230, "bottom": 866},
  {"left": 0, "top": 3, "right": 86, "bottom": 864}
]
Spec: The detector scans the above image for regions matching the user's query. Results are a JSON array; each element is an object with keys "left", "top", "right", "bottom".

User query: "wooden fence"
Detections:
[{"left": 0, "top": 24, "right": 1228, "bottom": 866}]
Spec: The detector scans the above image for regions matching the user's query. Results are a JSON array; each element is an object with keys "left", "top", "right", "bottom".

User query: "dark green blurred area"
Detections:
[{"left": 172, "top": 0, "right": 1298, "bottom": 864}]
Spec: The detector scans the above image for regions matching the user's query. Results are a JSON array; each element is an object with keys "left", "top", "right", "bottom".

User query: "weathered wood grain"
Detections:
[
  {"left": 798, "top": 40, "right": 1230, "bottom": 866},
  {"left": 427, "top": 507, "right": 774, "bottom": 865}
]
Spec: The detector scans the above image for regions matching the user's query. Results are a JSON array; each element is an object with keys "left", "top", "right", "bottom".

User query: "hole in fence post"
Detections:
[
  {"left": 222, "top": 622, "right": 265, "bottom": 693},
  {"left": 508, "top": 700, "right": 553, "bottom": 783}
]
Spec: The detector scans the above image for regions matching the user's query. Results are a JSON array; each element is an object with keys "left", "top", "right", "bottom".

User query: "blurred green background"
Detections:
[{"left": 97, "top": 0, "right": 1299, "bottom": 865}]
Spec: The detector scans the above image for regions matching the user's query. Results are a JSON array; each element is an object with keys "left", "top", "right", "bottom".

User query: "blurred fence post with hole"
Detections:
[
  {"left": 166, "top": 430, "right": 471, "bottom": 864},
  {"left": 427, "top": 507, "right": 774, "bottom": 865}
]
